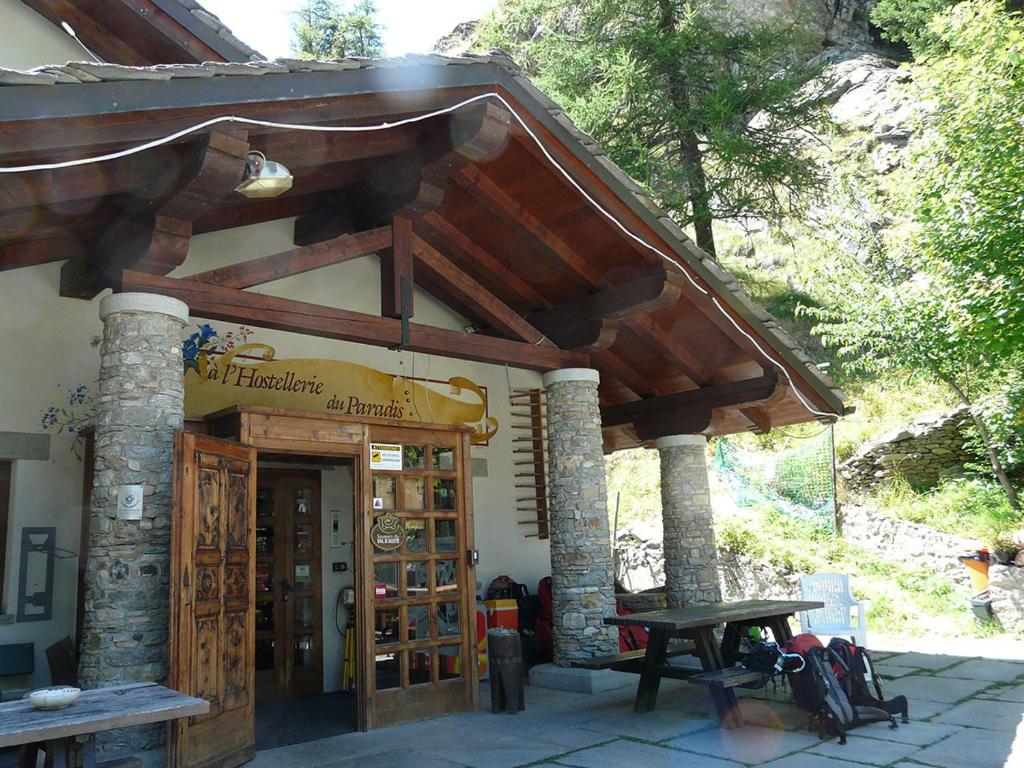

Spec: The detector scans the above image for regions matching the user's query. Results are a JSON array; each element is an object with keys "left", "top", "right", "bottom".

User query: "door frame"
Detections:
[{"left": 197, "top": 406, "right": 478, "bottom": 732}]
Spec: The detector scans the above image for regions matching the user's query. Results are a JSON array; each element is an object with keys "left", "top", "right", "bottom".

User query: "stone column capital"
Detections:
[
  {"left": 655, "top": 434, "right": 707, "bottom": 449},
  {"left": 541, "top": 367, "right": 600, "bottom": 388},
  {"left": 99, "top": 292, "right": 189, "bottom": 324}
]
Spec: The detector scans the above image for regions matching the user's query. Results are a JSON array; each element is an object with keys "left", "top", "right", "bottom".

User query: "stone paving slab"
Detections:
[
  {"left": 557, "top": 738, "right": 742, "bottom": 768},
  {"left": 933, "top": 698, "right": 1024, "bottom": 732},
  {"left": 807, "top": 733, "right": 921, "bottom": 765},
  {"left": 759, "top": 752, "right": 873, "bottom": 768},
  {"left": 904, "top": 697, "right": 947, "bottom": 719},
  {"left": 576, "top": 706, "right": 718, "bottom": 741},
  {"left": 936, "top": 658, "right": 1024, "bottom": 683},
  {"left": 874, "top": 663, "right": 920, "bottom": 679},
  {"left": 887, "top": 652, "right": 972, "bottom": 671},
  {"left": 849, "top": 719, "right": 962, "bottom": 746},
  {"left": 738, "top": 698, "right": 815, "bottom": 732},
  {"left": 664, "top": 724, "right": 820, "bottom": 764},
  {"left": 311, "top": 749, "right": 465, "bottom": 768},
  {"left": 889, "top": 674, "right": 993, "bottom": 703},
  {"left": 911, "top": 726, "right": 1021, "bottom": 768},
  {"left": 417, "top": 735, "right": 570, "bottom": 768},
  {"left": 978, "top": 682, "right": 1024, "bottom": 703}
]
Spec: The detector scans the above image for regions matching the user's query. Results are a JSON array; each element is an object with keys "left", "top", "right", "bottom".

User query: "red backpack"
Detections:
[{"left": 616, "top": 603, "right": 649, "bottom": 652}]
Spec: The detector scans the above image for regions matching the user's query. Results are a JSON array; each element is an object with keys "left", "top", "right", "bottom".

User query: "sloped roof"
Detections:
[{"left": 0, "top": 51, "right": 848, "bottom": 442}]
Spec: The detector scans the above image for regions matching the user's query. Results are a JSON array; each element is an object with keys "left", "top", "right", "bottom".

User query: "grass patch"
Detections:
[{"left": 875, "top": 476, "right": 1021, "bottom": 546}]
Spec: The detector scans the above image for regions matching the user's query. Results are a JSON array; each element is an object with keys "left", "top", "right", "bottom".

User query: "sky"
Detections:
[{"left": 201, "top": 0, "right": 499, "bottom": 59}]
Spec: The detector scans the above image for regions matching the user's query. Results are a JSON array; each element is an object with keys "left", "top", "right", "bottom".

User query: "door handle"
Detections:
[{"left": 280, "top": 578, "right": 294, "bottom": 602}]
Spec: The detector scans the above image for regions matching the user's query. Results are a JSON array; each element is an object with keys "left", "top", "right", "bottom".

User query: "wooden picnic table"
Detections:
[
  {"left": 605, "top": 599, "right": 823, "bottom": 719},
  {"left": 0, "top": 682, "right": 208, "bottom": 768}
]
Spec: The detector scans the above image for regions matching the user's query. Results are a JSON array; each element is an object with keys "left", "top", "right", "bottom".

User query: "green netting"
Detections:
[{"left": 710, "top": 427, "right": 837, "bottom": 529}]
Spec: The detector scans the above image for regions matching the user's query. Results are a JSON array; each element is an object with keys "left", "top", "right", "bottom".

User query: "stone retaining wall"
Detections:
[
  {"left": 840, "top": 504, "right": 976, "bottom": 589},
  {"left": 840, "top": 408, "right": 977, "bottom": 493}
]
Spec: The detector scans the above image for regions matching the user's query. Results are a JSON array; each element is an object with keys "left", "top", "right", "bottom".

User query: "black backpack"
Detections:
[
  {"left": 827, "top": 638, "right": 910, "bottom": 722},
  {"left": 796, "top": 646, "right": 902, "bottom": 744}
]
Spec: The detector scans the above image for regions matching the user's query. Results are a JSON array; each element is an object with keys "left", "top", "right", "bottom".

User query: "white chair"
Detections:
[{"left": 799, "top": 573, "right": 868, "bottom": 647}]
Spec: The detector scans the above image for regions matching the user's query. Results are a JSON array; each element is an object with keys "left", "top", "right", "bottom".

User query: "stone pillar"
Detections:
[
  {"left": 542, "top": 368, "right": 618, "bottom": 666},
  {"left": 79, "top": 293, "right": 188, "bottom": 754},
  {"left": 657, "top": 434, "right": 721, "bottom": 608}
]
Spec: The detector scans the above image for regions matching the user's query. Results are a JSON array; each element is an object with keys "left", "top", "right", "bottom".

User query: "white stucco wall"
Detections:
[
  {"left": 0, "top": 264, "right": 103, "bottom": 691},
  {"left": 0, "top": 0, "right": 85, "bottom": 70},
  {"left": 0, "top": 217, "right": 552, "bottom": 691}
]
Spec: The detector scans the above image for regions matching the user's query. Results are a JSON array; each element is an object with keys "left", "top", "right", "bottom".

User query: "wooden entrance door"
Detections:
[
  {"left": 363, "top": 426, "right": 477, "bottom": 727},
  {"left": 169, "top": 433, "right": 256, "bottom": 768},
  {"left": 254, "top": 470, "right": 323, "bottom": 700}
]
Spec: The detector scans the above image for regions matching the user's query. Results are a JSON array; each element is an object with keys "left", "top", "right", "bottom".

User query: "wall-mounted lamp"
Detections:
[{"left": 235, "top": 151, "right": 293, "bottom": 199}]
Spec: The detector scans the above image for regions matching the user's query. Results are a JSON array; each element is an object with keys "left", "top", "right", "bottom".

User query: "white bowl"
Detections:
[{"left": 28, "top": 687, "right": 81, "bottom": 710}]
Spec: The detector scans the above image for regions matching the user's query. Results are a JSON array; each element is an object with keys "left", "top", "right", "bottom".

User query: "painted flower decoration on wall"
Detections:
[
  {"left": 182, "top": 324, "right": 252, "bottom": 377},
  {"left": 41, "top": 383, "right": 95, "bottom": 459}
]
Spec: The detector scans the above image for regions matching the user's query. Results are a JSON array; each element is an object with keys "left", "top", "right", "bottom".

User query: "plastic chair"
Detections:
[{"left": 799, "top": 573, "right": 867, "bottom": 647}]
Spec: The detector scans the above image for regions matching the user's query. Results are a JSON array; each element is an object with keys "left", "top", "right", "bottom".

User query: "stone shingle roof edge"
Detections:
[{"left": 0, "top": 51, "right": 848, "bottom": 416}]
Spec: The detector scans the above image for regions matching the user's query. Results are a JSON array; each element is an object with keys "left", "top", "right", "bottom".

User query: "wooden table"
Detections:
[
  {"left": 605, "top": 599, "right": 823, "bottom": 716},
  {"left": 0, "top": 683, "right": 208, "bottom": 768}
]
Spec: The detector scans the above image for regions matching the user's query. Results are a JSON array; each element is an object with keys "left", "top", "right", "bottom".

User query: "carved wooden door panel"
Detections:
[{"left": 170, "top": 433, "right": 256, "bottom": 768}]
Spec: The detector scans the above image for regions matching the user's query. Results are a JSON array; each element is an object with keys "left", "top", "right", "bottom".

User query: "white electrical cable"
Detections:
[{"left": 0, "top": 88, "right": 837, "bottom": 421}]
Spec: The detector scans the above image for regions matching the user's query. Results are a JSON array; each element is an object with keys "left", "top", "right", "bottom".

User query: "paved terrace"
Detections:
[{"left": 252, "top": 648, "right": 1024, "bottom": 768}]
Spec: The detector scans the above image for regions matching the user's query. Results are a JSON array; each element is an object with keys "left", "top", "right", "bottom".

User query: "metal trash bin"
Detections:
[{"left": 487, "top": 627, "right": 525, "bottom": 714}]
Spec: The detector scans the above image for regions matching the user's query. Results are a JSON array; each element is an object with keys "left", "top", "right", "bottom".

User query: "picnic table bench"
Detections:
[
  {"left": 604, "top": 599, "right": 823, "bottom": 726},
  {"left": 0, "top": 682, "right": 208, "bottom": 768},
  {"left": 571, "top": 641, "right": 695, "bottom": 673}
]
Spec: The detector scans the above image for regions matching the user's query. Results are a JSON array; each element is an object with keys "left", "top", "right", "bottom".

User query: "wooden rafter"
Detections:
[
  {"left": 527, "top": 270, "right": 684, "bottom": 331},
  {"left": 626, "top": 314, "right": 710, "bottom": 387},
  {"left": 60, "top": 129, "right": 250, "bottom": 299},
  {"left": 381, "top": 215, "right": 414, "bottom": 319},
  {"left": 411, "top": 234, "right": 547, "bottom": 345},
  {"left": 187, "top": 226, "right": 392, "bottom": 289},
  {"left": 600, "top": 372, "right": 779, "bottom": 440},
  {"left": 453, "top": 165, "right": 605, "bottom": 290},
  {"left": 121, "top": 270, "right": 588, "bottom": 372},
  {"left": 417, "top": 213, "right": 550, "bottom": 310}
]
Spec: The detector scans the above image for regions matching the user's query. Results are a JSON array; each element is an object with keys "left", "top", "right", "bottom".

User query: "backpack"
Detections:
[
  {"left": 742, "top": 641, "right": 806, "bottom": 690},
  {"left": 795, "top": 646, "right": 902, "bottom": 745},
  {"left": 827, "top": 638, "right": 909, "bottom": 723},
  {"left": 784, "top": 634, "right": 825, "bottom": 711},
  {"left": 615, "top": 603, "right": 649, "bottom": 652}
]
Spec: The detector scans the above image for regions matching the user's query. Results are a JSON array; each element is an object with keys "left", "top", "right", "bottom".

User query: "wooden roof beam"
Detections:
[
  {"left": 411, "top": 233, "right": 547, "bottom": 345},
  {"left": 186, "top": 225, "right": 392, "bottom": 289},
  {"left": 417, "top": 213, "right": 551, "bottom": 310},
  {"left": 121, "top": 270, "right": 587, "bottom": 372},
  {"left": 626, "top": 314, "right": 710, "bottom": 387},
  {"left": 453, "top": 164, "right": 605, "bottom": 290},
  {"left": 525, "top": 270, "right": 683, "bottom": 355},
  {"left": 601, "top": 371, "right": 779, "bottom": 440},
  {"left": 60, "top": 129, "right": 249, "bottom": 299},
  {"left": 294, "top": 103, "right": 510, "bottom": 247}
]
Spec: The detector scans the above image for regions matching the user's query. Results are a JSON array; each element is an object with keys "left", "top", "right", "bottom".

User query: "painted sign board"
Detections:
[
  {"left": 184, "top": 339, "right": 497, "bottom": 444},
  {"left": 369, "top": 443, "right": 402, "bottom": 472}
]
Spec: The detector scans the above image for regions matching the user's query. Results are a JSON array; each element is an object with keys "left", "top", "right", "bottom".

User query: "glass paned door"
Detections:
[
  {"left": 366, "top": 426, "right": 476, "bottom": 727},
  {"left": 254, "top": 470, "right": 322, "bottom": 701}
]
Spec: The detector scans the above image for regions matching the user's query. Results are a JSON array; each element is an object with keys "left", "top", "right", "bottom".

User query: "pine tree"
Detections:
[
  {"left": 477, "top": 0, "right": 832, "bottom": 257},
  {"left": 292, "top": 0, "right": 384, "bottom": 60}
]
